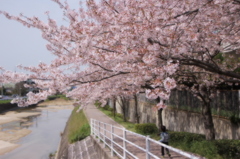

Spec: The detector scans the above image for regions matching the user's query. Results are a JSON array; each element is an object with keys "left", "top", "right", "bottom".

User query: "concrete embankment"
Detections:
[
  {"left": 56, "top": 121, "right": 115, "bottom": 159},
  {"left": 56, "top": 102, "right": 117, "bottom": 159},
  {"left": 68, "top": 136, "right": 115, "bottom": 159},
  {"left": 55, "top": 117, "right": 69, "bottom": 159},
  {"left": 55, "top": 123, "right": 116, "bottom": 159}
]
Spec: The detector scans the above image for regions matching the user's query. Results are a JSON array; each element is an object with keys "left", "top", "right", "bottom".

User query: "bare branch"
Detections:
[
  {"left": 71, "top": 71, "right": 130, "bottom": 84},
  {"left": 179, "top": 58, "right": 240, "bottom": 79},
  {"left": 103, "top": 0, "right": 119, "bottom": 14},
  {"left": 90, "top": 62, "right": 113, "bottom": 72},
  {"left": 174, "top": 9, "right": 199, "bottom": 19},
  {"left": 93, "top": 46, "right": 119, "bottom": 53},
  {"left": 147, "top": 38, "right": 169, "bottom": 47}
]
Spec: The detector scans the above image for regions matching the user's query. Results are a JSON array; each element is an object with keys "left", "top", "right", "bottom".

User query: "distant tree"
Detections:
[
  {"left": 118, "top": 96, "right": 130, "bottom": 122},
  {"left": 134, "top": 94, "right": 140, "bottom": 124},
  {"left": 13, "top": 82, "right": 28, "bottom": 96},
  {"left": 0, "top": 85, "right": 6, "bottom": 95}
]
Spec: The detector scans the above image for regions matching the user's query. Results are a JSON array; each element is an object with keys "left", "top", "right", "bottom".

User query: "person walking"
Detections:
[{"left": 159, "top": 125, "right": 171, "bottom": 158}]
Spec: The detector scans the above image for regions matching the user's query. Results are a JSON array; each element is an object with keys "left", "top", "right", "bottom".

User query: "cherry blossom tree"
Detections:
[
  {"left": 143, "top": 0, "right": 240, "bottom": 140},
  {"left": 1, "top": 0, "right": 240, "bottom": 140}
]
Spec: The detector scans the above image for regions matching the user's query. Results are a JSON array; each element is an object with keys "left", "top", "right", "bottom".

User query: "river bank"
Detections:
[
  {"left": 0, "top": 98, "right": 73, "bottom": 157},
  {"left": 0, "top": 103, "right": 18, "bottom": 113}
]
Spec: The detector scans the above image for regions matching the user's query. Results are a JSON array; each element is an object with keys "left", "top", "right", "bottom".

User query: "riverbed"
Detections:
[{"left": 0, "top": 99, "right": 73, "bottom": 159}]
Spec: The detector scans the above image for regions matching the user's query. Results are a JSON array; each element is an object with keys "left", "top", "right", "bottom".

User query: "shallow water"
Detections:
[{"left": 0, "top": 108, "right": 72, "bottom": 159}]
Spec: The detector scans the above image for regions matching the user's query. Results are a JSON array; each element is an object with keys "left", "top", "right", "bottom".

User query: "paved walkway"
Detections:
[
  {"left": 83, "top": 104, "right": 203, "bottom": 159},
  {"left": 84, "top": 104, "right": 124, "bottom": 129}
]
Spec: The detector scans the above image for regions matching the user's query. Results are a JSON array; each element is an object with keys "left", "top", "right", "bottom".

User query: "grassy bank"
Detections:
[
  {"left": 97, "top": 105, "right": 136, "bottom": 132},
  {"left": 97, "top": 104, "right": 240, "bottom": 159},
  {"left": 67, "top": 106, "right": 90, "bottom": 143},
  {"left": 0, "top": 99, "right": 11, "bottom": 104},
  {"left": 168, "top": 131, "right": 240, "bottom": 159},
  {"left": 46, "top": 94, "right": 70, "bottom": 101}
]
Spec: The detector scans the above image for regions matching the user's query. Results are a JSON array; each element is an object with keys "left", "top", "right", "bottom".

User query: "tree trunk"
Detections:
[
  {"left": 239, "top": 90, "right": 240, "bottom": 118},
  {"left": 124, "top": 98, "right": 129, "bottom": 122},
  {"left": 202, "top": 102, "right": 215, "bottom": 140},
  {"left": 177, "top": 90, "right": 180, "bottom": 109},
  {"left": 113, "top": 97, "right": 116, "bottom": 118},
  {"left": 156, "top": 97, "right": 163, "bottom": 131},
  {"left": 120, "top": 96, "right": 128, "bottom": 122},
  {"left": 134, "top": 94, "right": 140, "bottom": 123},
  {"left": 158, "top": 108, "right": 163, "bottom": 132}
]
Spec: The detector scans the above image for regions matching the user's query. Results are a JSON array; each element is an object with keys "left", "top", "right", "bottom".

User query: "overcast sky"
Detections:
[{"left": 0, "top": 0, "right": 81, "bottom": 72}]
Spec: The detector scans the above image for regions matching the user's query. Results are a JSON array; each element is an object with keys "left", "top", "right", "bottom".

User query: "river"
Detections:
[{"left": 0, "top": 101, "right": 73, "bottom": 159}]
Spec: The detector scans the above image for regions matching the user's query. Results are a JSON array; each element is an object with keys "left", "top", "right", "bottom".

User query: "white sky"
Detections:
[{"left": 0, "top": 0, "right": 81, "bottom": 72}]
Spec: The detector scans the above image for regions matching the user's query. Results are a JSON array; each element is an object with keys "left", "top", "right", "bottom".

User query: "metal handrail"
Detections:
[{"left": 91, "top": 118, "right": 200, "bottom": 159}]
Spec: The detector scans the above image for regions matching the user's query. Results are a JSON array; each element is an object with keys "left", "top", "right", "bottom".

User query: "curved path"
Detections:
[{"left": 83, "top": 104, "right": 204, "bottom": 159}]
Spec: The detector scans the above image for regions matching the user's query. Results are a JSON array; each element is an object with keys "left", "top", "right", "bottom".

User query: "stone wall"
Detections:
[
  {"left": 112, "top": 94, "right": 240, "bottom": 140},
  {"left": 115, "top": 94, "right": 158, "bottom": 124},
  {"left": 163, "top": 108, "right": 240, "bottom": 139}
]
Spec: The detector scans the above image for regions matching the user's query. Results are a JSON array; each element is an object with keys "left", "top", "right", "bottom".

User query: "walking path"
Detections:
[
  {"left": 83, "top": 104, "right": 203, "bottom": 159},
  {"left": 84, "top": 103, "right": 124, "bottom": 129}
]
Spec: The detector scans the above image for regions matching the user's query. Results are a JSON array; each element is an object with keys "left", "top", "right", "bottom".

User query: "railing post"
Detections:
[
  {"left": 123, "top": 128, "right": 126, "bottom": 158},
  {"left": 146, "top": 135, "right": 150, "bottom": 159},
  {"left": 111, "top": 124, "right": 114, "bottom": 157},
  {"left": 90, "top": 119, "right": 93, "bottom": 135},
  {"left": 93, "top": 119, "right": 96, "bottom": 138},
  {"left": 104, "top": 123, "right": 106, "bottom": 148},
  {"left": 98, "top": 121, "right": 100, "bottom": 142}
]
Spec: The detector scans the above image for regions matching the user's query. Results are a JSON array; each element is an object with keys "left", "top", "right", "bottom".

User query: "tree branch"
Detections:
[
  {"left": 174, "top": 9, "right": 199, "bottom": 19},
  {"left": 178, "top": 58, "right": 240, "bottom": 79},
  {"left": 90, "top": 62, "right": 113, "bottom": 72},
  {"left": 147, "top": 38, "right": 169, "bottom": 47},
  {"left": 93, "top": 46, "right": 120, "bottom": 53},
  {"left": 103, "top": 0, "right": 119, "bottom": 14},
  {"left": 71, "top": 71, "right": 130, "bottom": 84}
]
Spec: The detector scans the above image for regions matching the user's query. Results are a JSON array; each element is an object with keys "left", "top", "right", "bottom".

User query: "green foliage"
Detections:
[
  {"left": 116, "top": 113, "right": 123, "bottom": 118},
  {"left": 234, "top": 67, "right": 240, "bottom": 73},
  {"left": 104, "top": 104, "right": 110, "bottom": 110},
  {"left": 134, "top": 123, "right": 158, "bottom": 135},
  {"left": 0, "top": 99, "right": 11, "bottom": 104},
  {"left": 47, "top": 95, "right": 57, "bottom": 100},
  {"left": 169, "top": 131, "right": 240, "bottom": 159},
  {"left": 94, "top": 101, "right": 102, "bottom": 107},
  {"left": 190, "top": 141, "right": 221, "bottom": 159},
  {"left": 98, "top": 106, "right": 136, "bottom": 132},
  {"left": 214, "top": 139, "right": 240, "bottom": 159},
  {"left": 48, "top": 151, "right": 56, "bottom": 159},
  {"left": 69, "top": 124, "right": 90, "bottom": 143},
  {"left": 68, "top": 108, "right": 90, "bottom": 143},
  {"left": 211, "top": 108, "right": 234, "bottom": 119},
  {"left": 96, "top": 102, "right": 113, "bottom": 111},
  {"left": 107, "top": 107, "right": 113, "bottom": 111},
  {"left": 96, "top": 102, "right": 115, "bottom": 111},
  {"left": 214, "top": 53, "right": 224, "bottom": 62},
  {"left": 170, "top": 104, "right": 238, "bottom": 120},
  {"left": 169, "top": 131, "right": 205, "bottom": 143},
  {"left": 230, "top": 115, "right": 240, "bottom": 125},
  {"left": 47, "top": 94, "right": 69, "bottom": 101}
]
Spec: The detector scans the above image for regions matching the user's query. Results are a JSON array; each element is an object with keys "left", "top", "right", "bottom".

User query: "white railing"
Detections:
[{"left": 90, "top": 118, "right": 200, "bottom": 159}]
